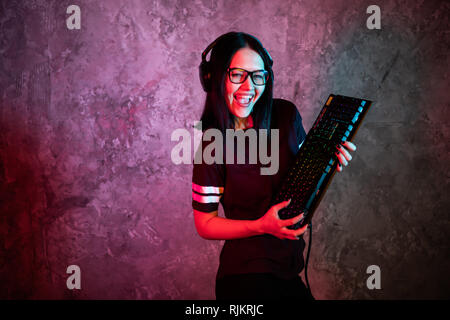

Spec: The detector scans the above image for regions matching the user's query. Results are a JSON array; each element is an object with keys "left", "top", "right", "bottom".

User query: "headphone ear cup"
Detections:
[{"left": 199, "top": 61, "right": 211, "bottom": 92}]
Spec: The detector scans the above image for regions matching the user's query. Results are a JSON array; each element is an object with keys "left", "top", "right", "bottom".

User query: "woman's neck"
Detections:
[{"left": 234, "top": 115, "right": 253, "bottom": 130}]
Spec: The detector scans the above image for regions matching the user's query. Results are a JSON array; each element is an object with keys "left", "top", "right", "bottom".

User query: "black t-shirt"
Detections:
[{"left": 192, "top": 98, "right": 307, "bottom": 280}]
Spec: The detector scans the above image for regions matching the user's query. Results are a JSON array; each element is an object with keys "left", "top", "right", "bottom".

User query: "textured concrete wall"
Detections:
[{"left": 0, "top": 0, "right": 448, "bottom": 299}]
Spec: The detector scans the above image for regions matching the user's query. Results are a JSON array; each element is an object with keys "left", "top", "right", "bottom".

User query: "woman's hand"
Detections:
[
  {"left": 335, "top": 141, "right": 357, "bottom": 172},
  {"left": 255, "top": 199, "right": 308, "bottom": 240}
]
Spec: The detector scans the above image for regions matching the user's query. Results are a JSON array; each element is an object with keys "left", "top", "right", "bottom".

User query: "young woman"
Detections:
[{"left": 192, "top": 32, "right": 356, "bottom": 300}]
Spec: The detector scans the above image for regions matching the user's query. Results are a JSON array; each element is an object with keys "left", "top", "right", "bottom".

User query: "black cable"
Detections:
[{"left": 304, "top": 222, "right": 313, "bottom": 298}]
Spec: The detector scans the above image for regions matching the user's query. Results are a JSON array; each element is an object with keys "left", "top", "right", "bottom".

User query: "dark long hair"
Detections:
[{"left": 199, "top": 32, "right": 274, "bottom": 134}]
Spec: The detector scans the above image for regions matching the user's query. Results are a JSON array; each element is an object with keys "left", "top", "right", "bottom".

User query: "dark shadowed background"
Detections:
[{"left": 0, "top": 0, "right": 449, "bottom": 299}]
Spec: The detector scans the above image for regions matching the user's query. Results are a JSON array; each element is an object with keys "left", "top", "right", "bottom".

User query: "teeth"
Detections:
[{"left": 235, "top": 95, "right": 253, "bottom": 104}]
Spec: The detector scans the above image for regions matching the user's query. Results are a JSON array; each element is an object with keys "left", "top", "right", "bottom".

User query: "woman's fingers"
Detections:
[
  {"left": 343, "top": 141, "right": 356, "bottom": 151},
  {"left": 278, "top": 212, "right": 308, "bottom": 240},
  {"left": 338, "top": 144, "right": 352, "bottom": 161},
  {"left": 335, "top": 149, "right": 348, "bottom": 166},
  {"left": 273, "top": 199, "right": 291, "bottom": 215},
  {"left": 270, "top": 201, "right": 308, "bottom": 240},
  {"left": 269, "top": 200, "right": 309, "bottom": 240},
  {"left": 335, "top": 141, "right": 357, "bottom": 170},
  {"left": 296, "top": 223, "right": 309, "bottom": 237},
  {"left": 280, "top": 228, "right": 299, "bottom": 240},
  {"left": 282, "top": 211, "right": 304, "bottom": 227},
  {"left": 281, "top": 223, "right": 309, "bottom": 239}
]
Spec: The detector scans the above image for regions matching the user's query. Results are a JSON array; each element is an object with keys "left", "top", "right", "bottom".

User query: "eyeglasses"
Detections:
[{"left": 227, "top": 68, "right": 269, "bottom": 86}]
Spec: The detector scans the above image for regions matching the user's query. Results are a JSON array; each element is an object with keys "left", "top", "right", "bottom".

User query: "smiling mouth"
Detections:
[{"left": 234, "top": 94, "right": 254, "bottom": 105}]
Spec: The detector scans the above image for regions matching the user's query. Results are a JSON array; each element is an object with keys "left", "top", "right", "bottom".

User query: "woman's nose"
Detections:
[{"left": 240, "top": 75, "right": 254, "bottom": 90}]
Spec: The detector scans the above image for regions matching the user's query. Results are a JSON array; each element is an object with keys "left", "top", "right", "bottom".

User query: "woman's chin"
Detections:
[{"left": 233, "top": 105, "right": 253, "bottom": 119}]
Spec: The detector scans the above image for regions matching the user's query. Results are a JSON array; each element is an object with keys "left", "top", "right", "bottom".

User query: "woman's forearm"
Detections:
[
  {"left": 193, "top": 199, "right": 305, "bottom": 241},
  {"left": 196, "top": 214, "right": 262, "bottom": 240}
]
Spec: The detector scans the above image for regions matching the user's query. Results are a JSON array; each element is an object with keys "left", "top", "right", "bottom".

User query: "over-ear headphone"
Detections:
[{"left": 199, "top": 32, "right": 274, "bottom": 92}]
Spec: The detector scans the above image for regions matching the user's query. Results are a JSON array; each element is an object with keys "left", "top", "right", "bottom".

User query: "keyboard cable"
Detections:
[{"left": 304, "top": 222, "right": 314, "bottom": 299}]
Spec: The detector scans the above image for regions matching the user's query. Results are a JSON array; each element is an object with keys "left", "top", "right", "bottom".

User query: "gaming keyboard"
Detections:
[{"left": 273, "top": 94, "right": 372, "bottom": 229}]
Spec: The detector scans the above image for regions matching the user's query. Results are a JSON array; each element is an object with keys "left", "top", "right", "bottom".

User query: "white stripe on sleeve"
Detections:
[
  {"left": 192, "top": 183, "right": 224, "bottom": 195},
  {"left": 192, "top": 192, "right": 221, "bottom": 204}
]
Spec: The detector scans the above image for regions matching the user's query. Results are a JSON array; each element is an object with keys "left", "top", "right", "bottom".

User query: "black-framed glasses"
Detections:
[{"left": 227, "top": 68, "right": 269, "bottom": 86}]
